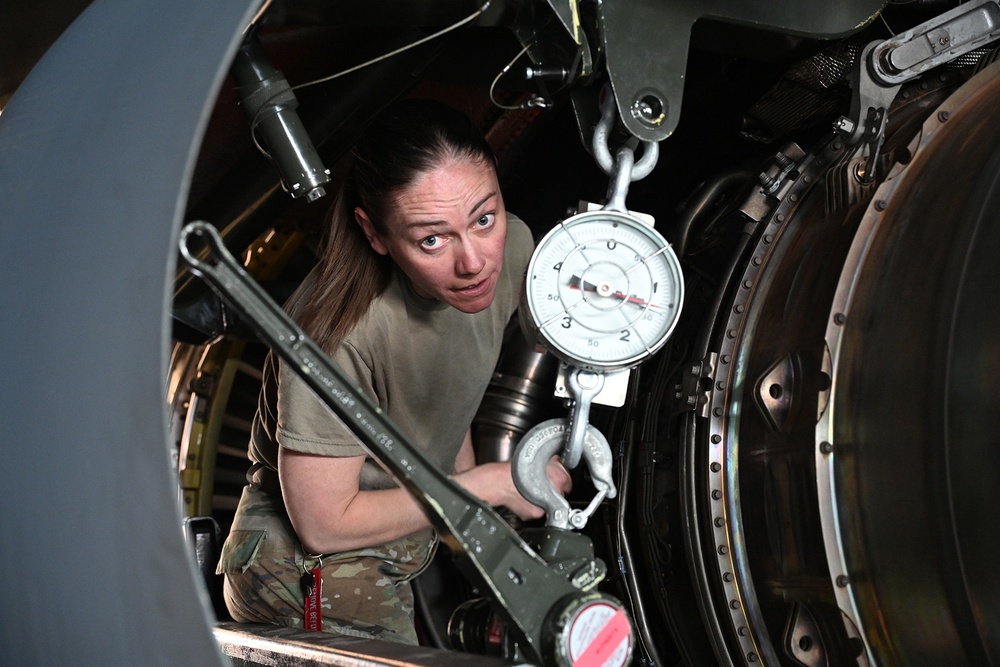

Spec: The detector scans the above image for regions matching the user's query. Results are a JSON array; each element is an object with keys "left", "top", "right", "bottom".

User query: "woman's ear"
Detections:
[{"left": 355, "top": 207, "right": 389, "bottom": 255}]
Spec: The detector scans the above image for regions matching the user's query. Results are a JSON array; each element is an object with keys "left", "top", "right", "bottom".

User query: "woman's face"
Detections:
[{"left": 356, "top": 156, "right": 508, "bottom": 314}]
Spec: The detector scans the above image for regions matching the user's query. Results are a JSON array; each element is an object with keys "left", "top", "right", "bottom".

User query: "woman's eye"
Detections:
[
  {"left": 475, "top": 213, "right": 495, "bottom": 228},
  {"left": 420, "top": 235, "right": 441, "bottom": 249}
]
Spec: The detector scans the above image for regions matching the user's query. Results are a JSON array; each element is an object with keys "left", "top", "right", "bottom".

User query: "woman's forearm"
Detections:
[
  {"left": 278, "top": 448, "right": 430, "bottom": 554},
  {"left": 278, "top": 448, "right": 567, "bottom": 555}
]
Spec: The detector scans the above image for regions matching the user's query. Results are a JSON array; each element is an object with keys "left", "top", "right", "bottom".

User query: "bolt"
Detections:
[
  {"left": 713, "top": 407, "right": 724, "bottom": 417},
  {"left": 820, "top": 441, "right": 834, "bottom": 455},
  {"left": 939, "top": 110, "right": 951, "bottom": 122},
  {"left": 712, "top": 434, "right": 722, "bottom": 444},
  {"left": 875, "top": 200, "right": 887, "bottom": 211},
  {"left": 834, "top": 312, "right": 847, "bottom": 325},
  {"left": 305, "top": 186, "right": 326, "bottom": 203},
  {"left": 711, "top": 462, "right": 722, "bottom": 472},
  {"left": 834, "top": 116, "right": 855, "bottom": 134},
  {"left": 715, "top": 517, "right": 725, "bottom": 527},
  {"left": 633, "top": 94, "right": 664, "bottom": 124},
  {"left": 837, "top": 574, "right": 850, "bottom": 588},
  {"left": 712, "top": 490, "right": 723, "bottom": 500}
]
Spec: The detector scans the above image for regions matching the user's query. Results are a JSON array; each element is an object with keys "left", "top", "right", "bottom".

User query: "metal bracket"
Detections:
[
  {"left": 675, "top": 353, "right": 717, "bottom": 418},
  {"left": 740, "top": 143, "right": 808, "bottom": 222},
  {"left": 590, "top": 0, "right": 886, "bottom": 143},
  {"left": 835, "top": 1, "right": 1000, "bottom": 179},
  {"left": 833, "top": 40, "right": 901, "bottom": 183},
  {"left": 871, "top": 0, "right": 1000, "bottom": 86}
]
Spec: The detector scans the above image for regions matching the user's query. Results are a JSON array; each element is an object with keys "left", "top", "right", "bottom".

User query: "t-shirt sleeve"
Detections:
[
  {"left": 507, "top": 213, "right": 534, "bottom": 276},
  {"left": 504, "top": 213, "right": 535, "bottom": 321},
  {"left": 274, "top": 341, "right": 374, "bottom": 457}
]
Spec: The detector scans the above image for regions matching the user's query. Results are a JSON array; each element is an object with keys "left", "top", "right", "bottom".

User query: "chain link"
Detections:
[{"left": 592, "top": 85, "right": 659, "bottom": 211}]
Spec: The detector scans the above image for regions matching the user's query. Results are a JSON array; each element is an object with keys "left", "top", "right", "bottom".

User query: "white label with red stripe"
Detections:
[{"left": 567, "top": 602, "right": 632, "bottom": 667}]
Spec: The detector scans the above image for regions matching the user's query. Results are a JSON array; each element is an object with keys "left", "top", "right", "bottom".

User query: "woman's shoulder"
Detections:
[
  {"left": 504, "top": 212, "right": 533, "bottom": 272},
  {"left": 506, "top": 211, "right": 531, "bottom": 243},
  {"left": 341, "top": 279, "right": 403, "bottom": 350}
]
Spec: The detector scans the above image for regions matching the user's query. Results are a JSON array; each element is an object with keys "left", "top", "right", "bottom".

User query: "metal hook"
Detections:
[
  {"left": 563, "top": 368, "right": 605, "bottom": 469},
  {"left": 512, "top": 418, "right": 618, "bottom": 531}
]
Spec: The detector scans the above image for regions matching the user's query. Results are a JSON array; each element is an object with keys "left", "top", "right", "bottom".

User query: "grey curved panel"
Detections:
[{"left": 0, "top": 0, "right": 258, "bottom": 664}]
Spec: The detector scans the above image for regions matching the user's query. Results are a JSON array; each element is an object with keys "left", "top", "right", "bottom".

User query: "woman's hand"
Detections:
[{"left": 453, "top": 457, "right": 571, "bottom": 521}]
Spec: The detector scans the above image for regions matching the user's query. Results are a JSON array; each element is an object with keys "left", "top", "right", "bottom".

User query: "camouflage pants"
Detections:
[{"left": 217, "top": 482, "right": 436, "bottom": 645}]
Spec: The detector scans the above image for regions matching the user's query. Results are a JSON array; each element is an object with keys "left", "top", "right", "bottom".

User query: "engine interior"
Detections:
[{"left": 3, "top": 1, "right": 999, "bottom": 665}]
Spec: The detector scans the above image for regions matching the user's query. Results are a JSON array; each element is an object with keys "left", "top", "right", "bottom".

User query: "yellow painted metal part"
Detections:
[{"left": 178, "top": 225, "right": 308, "bottom": 517}]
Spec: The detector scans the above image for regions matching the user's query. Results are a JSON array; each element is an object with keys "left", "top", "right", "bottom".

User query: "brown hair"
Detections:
[{"left": 298, "top": 99, "right": 496, "bottom": 353}]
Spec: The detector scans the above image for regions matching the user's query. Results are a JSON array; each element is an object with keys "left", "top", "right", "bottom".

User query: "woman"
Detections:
[{"left": 217, "top": 99, "right": 570, "bottom": 644}]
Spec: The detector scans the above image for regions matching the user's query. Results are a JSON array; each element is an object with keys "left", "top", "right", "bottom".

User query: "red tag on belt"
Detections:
[{"left": 302, "top": 567, "right": 323, "bottom": 631}]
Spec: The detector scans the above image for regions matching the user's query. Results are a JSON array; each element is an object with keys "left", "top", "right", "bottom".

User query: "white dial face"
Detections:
[{"left": 524, "top": 210, "right": 684, "bottom": 370}]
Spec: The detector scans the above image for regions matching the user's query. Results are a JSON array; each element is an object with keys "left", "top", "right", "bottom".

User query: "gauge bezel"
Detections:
[{"left": 521, "top": 209, "right": 684, "bottom": 372}]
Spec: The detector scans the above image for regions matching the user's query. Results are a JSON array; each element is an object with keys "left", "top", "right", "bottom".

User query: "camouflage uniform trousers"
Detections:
[{"left": 217, "top": 482, "right": 437, "bottom": 645}]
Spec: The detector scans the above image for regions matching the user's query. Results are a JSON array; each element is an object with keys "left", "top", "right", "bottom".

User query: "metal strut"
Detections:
[{"left": 835, "top": 0, "right": 1000, "bottom": 180}]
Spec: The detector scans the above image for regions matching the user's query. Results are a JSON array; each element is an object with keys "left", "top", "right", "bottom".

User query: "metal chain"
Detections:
[{"left": 592, "top": 85, "right": 659, "bottom": 176}]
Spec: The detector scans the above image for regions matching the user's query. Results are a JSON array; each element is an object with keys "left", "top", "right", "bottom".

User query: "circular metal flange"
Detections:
[
  {"left": 817, "top": 61, "right": 1000, "bottom": 667},
  {"left": 697, "top": 136, "right": 851, "bottom": 666}
]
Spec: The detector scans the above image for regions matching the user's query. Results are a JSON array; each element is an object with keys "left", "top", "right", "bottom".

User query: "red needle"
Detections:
[
  {"left": 568, "top": 275, "right": 661, "bottom": 309},
  {"left": 613, "top": 290, "right": 659, "bottom": 309}
]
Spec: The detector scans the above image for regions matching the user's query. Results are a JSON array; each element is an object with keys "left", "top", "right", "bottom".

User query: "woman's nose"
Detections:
[{"left": 455, "top": 239, "right": 486, "bottom": 276}]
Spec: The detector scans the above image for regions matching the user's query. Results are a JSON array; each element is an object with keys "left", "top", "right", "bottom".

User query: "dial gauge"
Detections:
[{"left": 522, "top": 210, "right": 684, "bottom": 371}]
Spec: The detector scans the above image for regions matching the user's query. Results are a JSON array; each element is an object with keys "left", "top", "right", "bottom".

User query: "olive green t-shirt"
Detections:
[{"left": 248, "top": 214, "right": 533, "bottom": 489}]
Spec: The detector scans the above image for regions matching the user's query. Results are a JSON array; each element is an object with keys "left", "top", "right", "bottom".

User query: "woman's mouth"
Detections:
[{"left": 454, "top": 273, "right": 494, "bottom": 299}]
